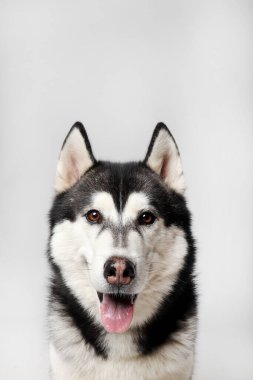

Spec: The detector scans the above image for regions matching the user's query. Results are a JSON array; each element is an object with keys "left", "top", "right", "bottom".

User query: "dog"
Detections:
[{"left": 48, "top": 122, "right": 197, "bottom": 380}]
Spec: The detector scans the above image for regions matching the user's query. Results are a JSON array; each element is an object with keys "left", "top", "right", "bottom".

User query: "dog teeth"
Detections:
[{"left": 131, "top": 295, "right": 134, "bottom": 304}]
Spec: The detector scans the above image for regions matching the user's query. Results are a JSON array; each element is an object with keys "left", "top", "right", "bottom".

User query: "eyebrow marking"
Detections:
[{"left": 91, "top": 192, "right": 118, "bottom": 223}]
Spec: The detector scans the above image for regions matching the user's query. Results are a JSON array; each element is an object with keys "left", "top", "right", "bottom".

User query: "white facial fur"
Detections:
[{"left": 50, "top": 191, "right": 188, "bottom": 327}]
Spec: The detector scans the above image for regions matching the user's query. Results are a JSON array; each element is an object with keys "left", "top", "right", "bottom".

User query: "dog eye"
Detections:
[
  {"left": 137, "top": 211, "right": 156, "bottom": 226},
  {"left": 85, "top": 210, "right": 102, "bottom": 224}
]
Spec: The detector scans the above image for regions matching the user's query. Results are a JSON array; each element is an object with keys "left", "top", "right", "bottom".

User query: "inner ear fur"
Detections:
[
  {"left": 54, "top": 122, "right": 96, "bottom": 194},
  {"left": 144, "top": 122, "right": 185, "bottom": 194}
]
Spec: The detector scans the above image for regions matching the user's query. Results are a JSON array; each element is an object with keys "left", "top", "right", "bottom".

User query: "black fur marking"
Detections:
[
  {"left": 97, "top": 224, "right": 106, "bottom": 237},
  {"left": 134, "top": 225, "right": 143, "bottom": 239},
  {"left": 49, "top": 262, "right": 108, "bottom": 358}
]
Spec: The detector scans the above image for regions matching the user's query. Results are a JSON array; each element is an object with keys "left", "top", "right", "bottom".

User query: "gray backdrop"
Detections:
[{"left": 1, "top": 1, "right": 253, "bottom": 379}]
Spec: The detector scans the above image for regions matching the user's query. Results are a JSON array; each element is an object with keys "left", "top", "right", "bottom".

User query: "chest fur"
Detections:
[{"left": 49, "top": 312, "right": 195, "bottom": 380}]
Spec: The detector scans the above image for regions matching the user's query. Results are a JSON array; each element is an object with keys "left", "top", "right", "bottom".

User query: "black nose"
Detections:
[{"left": 104, "top": 257, "right": 135, "bottom": 285}]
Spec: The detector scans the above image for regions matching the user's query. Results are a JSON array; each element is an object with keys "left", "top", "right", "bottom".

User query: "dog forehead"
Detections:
[
  {"left": 91, "top": 192, "right": 119, "bottom": 222},
  {"left": 122, "top": 192, "right": 150, "bottom": 220},
  {"left": 91, "top": 191, "right": 150, "bottom": 222}
]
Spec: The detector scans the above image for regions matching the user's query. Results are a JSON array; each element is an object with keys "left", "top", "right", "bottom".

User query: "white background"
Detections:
[{"left": 0, "top": 1, "right": 253, "bottom": 379}]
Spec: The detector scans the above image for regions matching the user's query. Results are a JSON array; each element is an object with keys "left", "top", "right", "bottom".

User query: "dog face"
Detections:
[{"left": 49, "top": 123, "right": 190, "bottom": 333}]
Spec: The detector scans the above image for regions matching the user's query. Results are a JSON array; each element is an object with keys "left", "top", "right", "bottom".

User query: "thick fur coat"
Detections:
[{"left": 48, "top": 122, "right": 197, "bottom": 380}]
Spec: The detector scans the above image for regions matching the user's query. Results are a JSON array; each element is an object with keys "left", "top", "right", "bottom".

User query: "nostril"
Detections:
[
  {"left": 108, "top": 268, "right": 116, "bottom": 277},
  {"left": 123, "top": 261, "right": 136, "bottom": 279},
  {"left": 104, "top": 260, "right": 117, "bottom": 279},
  {"left": 123, "top": 268, "right": 129, "bottom": 277},
  {"left": 123, "top": 266, "right": 135, "bottom": 279}
]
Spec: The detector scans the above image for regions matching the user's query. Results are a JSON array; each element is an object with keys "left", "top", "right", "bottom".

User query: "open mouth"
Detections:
[{"left": 97, "top": 292, "right": 137, "bottom": 333}]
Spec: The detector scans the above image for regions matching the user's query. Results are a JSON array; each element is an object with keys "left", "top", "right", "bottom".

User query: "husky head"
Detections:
[{"left": 49, "top": 122, "right": 192, "bottom": 334}]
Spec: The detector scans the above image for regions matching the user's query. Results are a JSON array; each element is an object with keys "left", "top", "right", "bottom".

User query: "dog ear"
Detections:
[
  {"left": 55, "top": 122, "right": 96, "bottom": 193},
  {"left": 144, "top": 123, "right": 185, "bottom": 194}
]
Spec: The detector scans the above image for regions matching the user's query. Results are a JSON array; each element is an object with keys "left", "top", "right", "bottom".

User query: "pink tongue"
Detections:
[{"left": 101, "top": 294, "right": 134, "bottom": 333}]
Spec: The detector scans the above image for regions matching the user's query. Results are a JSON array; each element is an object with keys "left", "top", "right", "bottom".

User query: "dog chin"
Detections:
[{"left": 97, "top": 292, "right": 138, "bottom": 333}]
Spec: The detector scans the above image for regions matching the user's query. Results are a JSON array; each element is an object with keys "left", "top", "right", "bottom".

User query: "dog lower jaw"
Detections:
[{"left": 97, "top": 292, "right": 137, "bottom": 333}]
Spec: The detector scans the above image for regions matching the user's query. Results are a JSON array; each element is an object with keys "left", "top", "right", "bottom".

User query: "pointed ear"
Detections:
[
  {"left": 55, "top": 122, "right": 96, "bottom": 193},
  {"left": 144, "top": 123, "right": 185, "bottom": 194}
]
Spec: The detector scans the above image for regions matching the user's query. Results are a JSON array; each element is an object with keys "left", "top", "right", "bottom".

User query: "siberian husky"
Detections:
[{"left": 48, "top": 122, "right": 197, "bottom": 380}]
